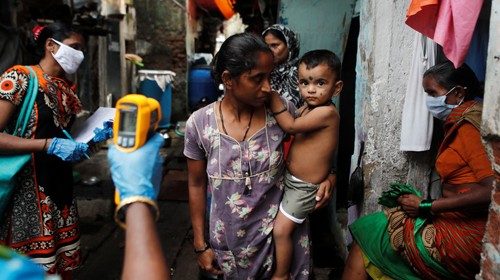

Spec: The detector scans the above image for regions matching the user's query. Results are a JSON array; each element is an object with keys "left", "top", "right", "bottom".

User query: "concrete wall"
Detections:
[
  {"left": 478, "top": 0, "right": 500, "bottom": 278},
  {"left": 357, "top": 0, "right": 433, "bottom": 214},
  {"left": 134, "top": 0, "right": 187, "bottom": 121}
]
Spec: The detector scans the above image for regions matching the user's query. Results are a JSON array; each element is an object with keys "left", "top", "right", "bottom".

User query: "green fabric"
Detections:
[
  {"left": 413, "top": 217, "right": 454, "bottom": 279},
  {"left": 350, "top": 212, "right": 421, "bottom": 280},
  {"left": 0, "top": 246, "right": 12, "bottom": 260},
  {"left": 378, "top": 183, "right": 422, "bottom": 208}
]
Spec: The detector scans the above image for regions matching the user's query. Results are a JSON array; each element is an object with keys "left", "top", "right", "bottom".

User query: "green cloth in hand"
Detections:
[{"left": 378, "top": 182, "right": 422, "bottom": 208}]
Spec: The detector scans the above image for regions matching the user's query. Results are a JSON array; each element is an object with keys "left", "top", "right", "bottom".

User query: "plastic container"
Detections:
[
  {"left": 194, "top": 0, "right": 235, "bottom": 19},
  {"left": 187, "top": 66, "right": 220, "bottom": 111},
  {"left": 137, "top": 70, "right": 176, "bottom": 128}
]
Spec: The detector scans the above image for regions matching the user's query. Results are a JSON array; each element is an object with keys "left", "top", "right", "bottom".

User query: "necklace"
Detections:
[
  {"left": 38, "top": 64, "right": 44, "bottom": 73},
  {"left": 219, "top": 100, "right": 254, "bottom": 141}
]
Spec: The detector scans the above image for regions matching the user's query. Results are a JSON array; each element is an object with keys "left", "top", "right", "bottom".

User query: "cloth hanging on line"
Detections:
[
  {"left": 400, "top": 33, "right": 436, "bottom": 152},
  {"left": 405, "top": 0, "right": 484, "bottom": 68},
  {"left": 137, "top": 70, "right": 176, "bottom": 91},
  {"left": 464, "top": 10, "right": 490, "bottom": 83}
]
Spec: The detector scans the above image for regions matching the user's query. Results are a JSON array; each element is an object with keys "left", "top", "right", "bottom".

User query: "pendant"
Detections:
[{"left": 244, "top": 176, "right": 252, "bottom": 195}]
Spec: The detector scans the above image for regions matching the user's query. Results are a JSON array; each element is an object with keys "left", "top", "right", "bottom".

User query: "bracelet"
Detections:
[
  {"left": 272, "top": 107, "right": 287, "bottom": 116},
  {"left": 194, "top": 243, "right": 210, "bottom": 254},
  {"left": 41, "top": 138, "right": 48, "bottom": 151},
  {"left": 114, "top": 196, "right": 160, "bottom": 229},
  {"left": 418, "top": 199, "right": 434, "bottom": 217}
]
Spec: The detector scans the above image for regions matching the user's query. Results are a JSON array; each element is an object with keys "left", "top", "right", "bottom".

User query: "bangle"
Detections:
[
  {"left": 194, "top": 243, "right": 210, "bottom": 254},
  {"left": 418, "top": 199, "right": 434, "bottom": 217},
  {"left": 41, "top": 138, "right": 48, "bottom": 151},
  {"left": 114, "top": 196, "right": 160, "bottom": 229},
  {"left": 272, "top": 107, "right": 287, "bottom": 116}
]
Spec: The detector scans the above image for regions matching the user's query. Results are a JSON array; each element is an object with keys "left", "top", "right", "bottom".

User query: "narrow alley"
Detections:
[
  {"left": 71, "top": 133, "right": 338, "bottom": 279},
  {"left": 0, "top": 0, "right": 499, "bottom": 279},
  {"left": 71, "top": 134, "right": 199, "bottom": 279}
]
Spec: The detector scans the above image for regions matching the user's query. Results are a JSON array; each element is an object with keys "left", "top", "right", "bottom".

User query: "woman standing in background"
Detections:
[{"left": 263, "top": 24, "right": 302, "bottom": 107}]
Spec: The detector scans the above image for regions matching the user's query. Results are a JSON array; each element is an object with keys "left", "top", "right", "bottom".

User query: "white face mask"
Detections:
[
  {"left": 425, "top": 86, "right": 463, "bottom": 120},
  {"left": 51, "top": 38, "right": 84, "bottom": 74}
]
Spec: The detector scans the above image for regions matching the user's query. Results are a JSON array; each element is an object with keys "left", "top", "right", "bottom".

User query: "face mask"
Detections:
[
  {"left": 51, "top": 39, "right": 84, "bottom": 74},
  {"left": 425, "top": 86, "right": 462, "bottom": 120}
]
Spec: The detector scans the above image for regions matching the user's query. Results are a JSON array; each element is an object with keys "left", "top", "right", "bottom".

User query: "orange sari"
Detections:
[
  {"left": 351, "top": 101, "right": 493, "bottom": 280},
  {"left": 392, "top": 101, "right": 493, "bottom": 279}
]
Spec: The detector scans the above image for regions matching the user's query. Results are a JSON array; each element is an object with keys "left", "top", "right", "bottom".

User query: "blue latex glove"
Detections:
[
  {"left": 47, "top": 138, "right": 89, "bottom": 162},
  {"left": 0, "top": 246, "right": 45, "bottom": 280},
  {"left": 108, "top": 133, "right": 164, "bottom": 202},
  {"left": 91, "top": 121, "right": 113, "bottom": 143}
]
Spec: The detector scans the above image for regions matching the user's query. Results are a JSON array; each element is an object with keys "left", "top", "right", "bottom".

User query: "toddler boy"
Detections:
[{"left": 269, "top": 49, "right": 342, "bottom": 280}]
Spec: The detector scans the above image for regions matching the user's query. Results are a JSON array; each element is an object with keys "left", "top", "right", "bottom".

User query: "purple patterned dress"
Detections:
[{"left": 184, "top": 102, "right": 311, "bottom": 279}]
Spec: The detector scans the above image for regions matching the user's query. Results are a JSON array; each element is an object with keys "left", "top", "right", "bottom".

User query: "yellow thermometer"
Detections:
[
  {"left": 113, "top": 94, "right": 161, "bottom": 206},
  {"left": 113, "top": 94, "right": 161, "bottom": 153}
]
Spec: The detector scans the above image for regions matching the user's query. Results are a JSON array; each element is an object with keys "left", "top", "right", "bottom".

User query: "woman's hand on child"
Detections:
[
  {"left": 314, "top": 173, "right": 336, "bottom": 210},
  {"left": 46, "top": 137, "right": 89, "bottom": 162}
]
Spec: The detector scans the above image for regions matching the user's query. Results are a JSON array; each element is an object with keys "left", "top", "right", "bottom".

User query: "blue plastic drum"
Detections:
[
  {"left": 188, "top": 66, "right": 220, "bottom": 111},
  {"left": 138, "top": 78, "right": 172, "bottom": 128}
]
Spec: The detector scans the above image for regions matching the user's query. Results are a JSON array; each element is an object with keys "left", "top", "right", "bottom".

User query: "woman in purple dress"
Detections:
[{"left": 184, "top": 33, "right": 334, "bottom": 279}]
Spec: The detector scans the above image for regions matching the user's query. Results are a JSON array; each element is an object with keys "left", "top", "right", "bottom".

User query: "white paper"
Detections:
[{"left": 72, "top": 107, "right": 116, "bottom": 143}]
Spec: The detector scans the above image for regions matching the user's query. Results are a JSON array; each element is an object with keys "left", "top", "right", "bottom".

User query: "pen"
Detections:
[{"left": 61, "top": 129, "right": 91, "bottom": 160}]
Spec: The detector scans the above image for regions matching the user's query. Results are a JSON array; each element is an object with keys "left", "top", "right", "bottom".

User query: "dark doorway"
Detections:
[{"left": 337, "top": 16, "right": 359, "bottom": 208}]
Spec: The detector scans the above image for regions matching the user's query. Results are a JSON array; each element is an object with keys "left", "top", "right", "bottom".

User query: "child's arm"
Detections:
[{"left": 270, "top": 92, "right": 337, "bottom": 135}]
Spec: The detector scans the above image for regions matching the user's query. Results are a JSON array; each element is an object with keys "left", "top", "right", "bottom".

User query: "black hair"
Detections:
[
  {"left": 299, "top": 49, "right": 342, "bottom": 79},
  {"left": 32, "top": 21, "right": 82, "bottom": 61},
  {"left": 212, "top": 33, "right": 272, "bottom": 84},
  {"left": 423, "top": 61, "right": 482, "bottom": 100},
  {"left": 262, "top": 28, "right": 287, "bottom": 45}
]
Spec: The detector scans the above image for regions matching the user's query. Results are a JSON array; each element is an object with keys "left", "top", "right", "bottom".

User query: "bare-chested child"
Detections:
[{"left": 269, "top": 50, "right": 342, "bottom": 280}]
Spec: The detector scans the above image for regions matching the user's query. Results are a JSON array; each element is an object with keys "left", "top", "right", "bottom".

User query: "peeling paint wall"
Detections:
[
  {"left": 478, "top": 0, "right": 500, "bottom": 278},
  {"left": 357, "top": 0, "right": 433, "bottom": 214}
]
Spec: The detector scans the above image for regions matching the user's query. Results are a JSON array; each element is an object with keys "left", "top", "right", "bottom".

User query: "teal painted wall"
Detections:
[{"left": 278, "top": 0, "right": 356, "bottom": 60}]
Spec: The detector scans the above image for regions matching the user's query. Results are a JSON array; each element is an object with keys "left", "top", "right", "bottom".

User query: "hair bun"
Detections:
[{"left": 32, "top": 25, "right": 46, "bottom": 41}]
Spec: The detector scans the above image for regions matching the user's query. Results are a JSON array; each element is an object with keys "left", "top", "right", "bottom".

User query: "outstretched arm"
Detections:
[
  {"left": 269, "top": 91, "right": 335, "bottom": 134},
  {"left": 108, "top": 134, "right": 169, "bottom": 279},
  {"left": 123, "top": 203, "right": 170, "bottom": 280}
]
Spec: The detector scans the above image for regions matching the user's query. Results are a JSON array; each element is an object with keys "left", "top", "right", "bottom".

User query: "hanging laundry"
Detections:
[
  {"left": 464, "top": 9, "right": 490, "bottom": 83},
  {"left": 400, "top": 33, "right": 436, "bottom": 152},
  {"left": 405, "top": 0, "right": 484, "bottom": 68}
]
